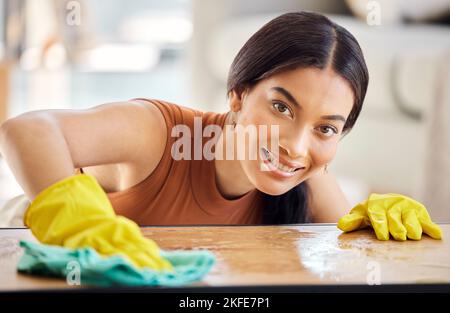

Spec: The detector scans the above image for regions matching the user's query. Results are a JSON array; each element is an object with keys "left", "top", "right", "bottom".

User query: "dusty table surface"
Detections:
[{"left": 1, "top": 224, "right": 449, "bottom": 291}]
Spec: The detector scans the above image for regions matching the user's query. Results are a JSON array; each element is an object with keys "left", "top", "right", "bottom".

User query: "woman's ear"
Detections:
[{"left": 228, "top": 88, "right": 247, "bottom": 112}]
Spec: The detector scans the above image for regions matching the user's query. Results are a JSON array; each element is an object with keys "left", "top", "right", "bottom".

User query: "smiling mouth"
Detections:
[{"left": 260, "top": 147, "right": 305, "bottom": 173}]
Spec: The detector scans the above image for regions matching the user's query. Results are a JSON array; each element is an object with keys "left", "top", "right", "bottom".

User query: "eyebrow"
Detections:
[{"left": 270, "top": 86, "right": 347, "bottom": 123}]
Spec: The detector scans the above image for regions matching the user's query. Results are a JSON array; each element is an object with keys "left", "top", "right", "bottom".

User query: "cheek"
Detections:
[
  {"left": 239, "top": 107, "right": 276, "bottom": 151},
  {"left": 240, "top": 104, "right": 270, "bottom": 127},
  {"left": 309, "top": 139, "right": 338, "bottom": 167}
]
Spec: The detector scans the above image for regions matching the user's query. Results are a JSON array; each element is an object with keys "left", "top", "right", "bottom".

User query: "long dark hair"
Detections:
[{"left": 226, "top": 11, "right": 369, "bottom": 224}]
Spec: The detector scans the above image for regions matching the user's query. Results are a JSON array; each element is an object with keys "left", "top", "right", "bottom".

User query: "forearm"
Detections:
[
  {"left": 306, "top": 172, "right": 351, "bottom": 223},
  {"left": 0, "top": 114, "right": 75, "bottom": 200}
]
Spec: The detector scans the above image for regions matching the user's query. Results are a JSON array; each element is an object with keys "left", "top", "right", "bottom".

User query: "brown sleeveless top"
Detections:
[{"left": 80, "top": 99, "right": 263, "bottom": 225}]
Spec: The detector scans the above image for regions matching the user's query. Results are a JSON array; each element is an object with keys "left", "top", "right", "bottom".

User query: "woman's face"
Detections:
[{"left": 229, "top": 66, "right": 354, "bottom": 195}]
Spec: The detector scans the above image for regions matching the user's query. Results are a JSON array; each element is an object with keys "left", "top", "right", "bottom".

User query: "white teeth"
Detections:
[{"left": 263, "top": 148, "right": 297, "bottom": 173}]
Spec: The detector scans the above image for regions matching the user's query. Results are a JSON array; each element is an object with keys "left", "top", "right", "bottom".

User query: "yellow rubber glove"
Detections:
[
  {"left": 24, "top": 174, "right": 173, "bottom": 271},
  {"left": 337, "top": 193, "right": 442, "bottom": 241}
]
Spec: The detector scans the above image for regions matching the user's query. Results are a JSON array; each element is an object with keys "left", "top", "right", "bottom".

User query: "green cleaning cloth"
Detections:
[{"left": 17, "top": 240, "right": 216, "bottom": 287}]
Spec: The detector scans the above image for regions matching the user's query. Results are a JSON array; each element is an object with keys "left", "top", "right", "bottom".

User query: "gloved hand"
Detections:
[
  {"left": 24, "top": 174, "right": 173, "bottom": 271},
  {"left": 337, "top": 193, "right": 442, "bottom": 241}
]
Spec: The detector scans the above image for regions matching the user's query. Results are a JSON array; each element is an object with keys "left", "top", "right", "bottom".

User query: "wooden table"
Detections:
[{"left": 1, "top": 224, "right": 450, "bottom": 292}]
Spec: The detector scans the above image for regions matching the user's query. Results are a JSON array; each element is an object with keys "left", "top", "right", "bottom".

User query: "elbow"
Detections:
[
  {"left": 0, "top": 113, "right": 55, "bottom": 156},
  {"left": 0, "top": 118, "right": 23, "bottom": 157},
  {"left": 0, "top": 118, "right": 15, "bottom": 156}
]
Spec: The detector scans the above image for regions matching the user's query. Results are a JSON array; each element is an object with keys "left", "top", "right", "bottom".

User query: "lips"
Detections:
[{"left": 260, "top": 147, "right": 305, "bottom": 172}]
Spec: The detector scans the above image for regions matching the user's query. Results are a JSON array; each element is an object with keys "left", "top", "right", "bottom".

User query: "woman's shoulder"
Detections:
[{"left": 132, "top": 98, "right": 228, "bottom": 130}]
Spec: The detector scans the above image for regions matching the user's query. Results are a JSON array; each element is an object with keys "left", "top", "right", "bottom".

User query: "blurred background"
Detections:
[{"left": 0, "top": 0, "right": 449, "bottom": 222}]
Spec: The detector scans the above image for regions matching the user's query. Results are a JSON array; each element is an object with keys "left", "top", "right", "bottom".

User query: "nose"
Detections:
[{"left": 279, "top": 127, "right": 309, "bottom": 160}]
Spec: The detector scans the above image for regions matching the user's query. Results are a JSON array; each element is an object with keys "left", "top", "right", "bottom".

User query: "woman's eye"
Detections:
[
  {"left": 317, "top": 125, "right": 338, "bottom": 137},
  {"left": 272, "top": 102, "right": 292, "bottom": 117}
]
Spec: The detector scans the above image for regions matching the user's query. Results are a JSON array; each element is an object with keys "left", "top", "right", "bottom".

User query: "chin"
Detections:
[
  {"left": 256, "top": 186, "right": 287, "bottom": 196},
  {"left": 244, "top": 163, "right": 305, "bottom": 195},
  {"left": 253, "top": 178, "right": 298, "bottom": 196}
]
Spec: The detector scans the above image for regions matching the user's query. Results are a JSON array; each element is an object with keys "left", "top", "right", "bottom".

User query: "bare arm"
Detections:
[
  {"left": 305, "top": 171, "right": 351, "bottom": 223},
  {"left": 0, "top": 100, "right": 166, "bottom": 200}
]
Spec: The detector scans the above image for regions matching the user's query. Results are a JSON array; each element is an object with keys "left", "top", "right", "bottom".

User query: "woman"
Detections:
[
  {"left": 1, "top": 11, "right": 365, "bottom": 228},
  {"left": 1, "top": 12, "right": 442, "bottom": 272}
]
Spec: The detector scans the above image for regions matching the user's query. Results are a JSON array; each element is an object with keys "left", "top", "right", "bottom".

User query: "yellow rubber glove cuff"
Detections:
[
  {"left": 337, "top": 193, "right": 442, "bottom": 241},
  {"left": 24, "top": 174, "right": 173, "bottom": 271}
]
